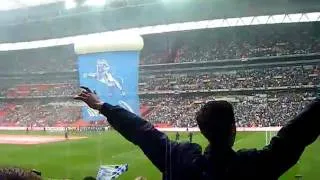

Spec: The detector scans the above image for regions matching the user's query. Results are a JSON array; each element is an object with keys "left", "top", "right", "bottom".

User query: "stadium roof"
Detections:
[
  {"left": 0, "top": 0, "right": 63, "bottom": 11},
  {"left": 0, "top": 12, "right": 319, "bottom": 51}
]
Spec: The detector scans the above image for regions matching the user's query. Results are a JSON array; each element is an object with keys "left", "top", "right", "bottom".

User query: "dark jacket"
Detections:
[{"left": 100, "top": 99, "right": 320, "bottom": 180}]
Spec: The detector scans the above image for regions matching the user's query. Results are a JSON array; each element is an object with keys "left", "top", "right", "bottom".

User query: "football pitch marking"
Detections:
[{"left": 0, "top": 134, "right": 87, "bottom": 145}]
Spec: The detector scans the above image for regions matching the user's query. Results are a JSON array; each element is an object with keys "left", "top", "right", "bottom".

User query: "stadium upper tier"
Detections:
[
  {"left": 0, "top": 23, "right": 319, "bottom": 74},
  {"left": 141, "top": 23, "right": 320, "bottom": 64}
]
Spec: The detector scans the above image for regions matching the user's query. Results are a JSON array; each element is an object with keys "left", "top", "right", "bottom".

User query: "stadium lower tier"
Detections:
[
  {"left": 142, "top": 92, "right": 316, "bottom": 128},
  {"left": 0, "top": 92, "right": 316, "bottom": 128}
]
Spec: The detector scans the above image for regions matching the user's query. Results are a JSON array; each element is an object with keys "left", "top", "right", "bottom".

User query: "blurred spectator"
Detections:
[{"left": 0, "top": 167, "right": 42, "bottom": 180}]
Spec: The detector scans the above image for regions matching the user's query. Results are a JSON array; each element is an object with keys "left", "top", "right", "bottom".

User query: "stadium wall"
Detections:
[{"left": 0, "top": 126, "right": 282, "bottom": 132}]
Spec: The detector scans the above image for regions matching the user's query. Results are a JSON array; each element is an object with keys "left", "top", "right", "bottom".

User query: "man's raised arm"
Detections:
[
  {"left": 100, "top": 103, "right": 176, "bottom": 170},
  {"left": 257, "top": 98, "right": 320, "bottom": 178},
  {"left": 74, "top": 87, "right": 179, "bottom": 174}
]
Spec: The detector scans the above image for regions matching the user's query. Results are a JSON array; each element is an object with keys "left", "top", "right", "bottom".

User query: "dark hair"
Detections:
[
  {"left": 196, "top": 101, "right": 235, "bottom": 145},
  {"left": 0, "top": 167, "right": 42, "bottom": 180}
]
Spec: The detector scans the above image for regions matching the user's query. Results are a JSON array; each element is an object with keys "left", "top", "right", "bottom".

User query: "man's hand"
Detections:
[{"left": 74, "top": 86, "right": 104, "bottom": 111}]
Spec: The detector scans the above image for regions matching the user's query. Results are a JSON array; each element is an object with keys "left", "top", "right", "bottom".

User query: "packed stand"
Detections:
[
  {"left": 141, "top": 92, "right": 316, "bottom": 128},
  {"left": 140, "top": 65, "right": 320, "bottom": 91},
  {"left": 28, "top": 84, "right": 79, "bottom": 97},
  {"left": 0, "top": 45, "right": 76, "bottom": 74},
  {"left": 2, "top": 83, "right": 78, "bottom": 98},
  {"left": 0, "top": 102, "right": 82, "bottom": 127},
  {"left": 141, "top": 23, "right": 320, "bottom": 64},
  {"left": 233, "top": 93, "right": 313, "bottom": 127},
  {"left": 0, "top": 92, "right": 316, "bottom": 128}
]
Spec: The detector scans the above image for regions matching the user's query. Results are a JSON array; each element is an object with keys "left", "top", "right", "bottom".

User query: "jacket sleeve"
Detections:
[
  {"left": 99, "top": 103, "right": 180, "bottom": 175},
  {"left": 257, "top": 98, "right": 320, "bottom": 178}
]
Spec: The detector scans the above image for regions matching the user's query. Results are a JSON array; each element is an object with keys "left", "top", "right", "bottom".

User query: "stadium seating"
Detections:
[
  {"left": 140, "top": 23, "right": 320, "bottom": 64},
  {"left": 4, "top": 83, "right": 78, "bottom": 98},
  {"left": 0, "top": 102, "right": 81, "bottom": 127},
  {"left": 139, "top": 65, "right": 319, "bottom": 91},
  {"left": 140, "top": 92, "right": 316, "bottom": 128},
  {"left": 0, "top": 45, "right": 76, "bottom": 73}
]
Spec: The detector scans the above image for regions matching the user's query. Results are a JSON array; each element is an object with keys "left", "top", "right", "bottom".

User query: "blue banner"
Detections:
[{"left": 78, "top": 51, "right": 140, "bottom": 121}]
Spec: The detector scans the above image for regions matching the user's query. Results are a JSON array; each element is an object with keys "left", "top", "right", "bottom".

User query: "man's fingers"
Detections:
[
  {"left": 74, "top": 95, "right": 85, "bottom": 101},
  {"left": 74, "top": 92, "right": 90, "bottom": 101},
  {"left": 81, "top": 91, "right": 90, "bottom": 96},
  {"left": 80, "top": 86, "right": 92, "bottom": 93}
]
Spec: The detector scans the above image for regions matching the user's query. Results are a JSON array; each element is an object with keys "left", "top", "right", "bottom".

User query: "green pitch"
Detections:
[{"left": 0, "top": 131, "right": 318, "bottom": 179}]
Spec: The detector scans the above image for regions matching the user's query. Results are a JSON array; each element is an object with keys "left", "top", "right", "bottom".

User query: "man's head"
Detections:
[{"left": 196, "top": 101, "right": 236, "bottom": 148}]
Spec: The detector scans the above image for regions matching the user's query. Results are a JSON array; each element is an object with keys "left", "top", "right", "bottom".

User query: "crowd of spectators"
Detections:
[
  {"left": 141, "top": 92, "right": 316, "bottom": 128},
  {"left": 0, "top": 45, "right": 76, "bottom": 74},
  {"left": 1, "top": 23, "right": 318, "bottom": 72},
  {"left": 1, "top": 64, "right": 318, "bottom": 98},
  {"left": 0, "top": 24, "right": 319, "bottom": 74},
  {"left": 0, "top": 23, "right": 319, "bottom": 128},
  {"left": 141, "top": 23, "right": 320, "bottom": 64},
  {"left": 0, "top": 102, "right": 81, "bottom": 127},
  {"left": 0, "top": 62, "right": 318, "bottom": 128},
  {"left": 28, "top": 84, "right": 78, "bottom": 97},
  {"left": 140, "top": 65, "right": 319, "bottom": 91},
  {"left": 2, "top": 92, "right": 314, "bottom": 128},
  {"left": 1, "top": 83, "right": 78, "bottom": 98}
]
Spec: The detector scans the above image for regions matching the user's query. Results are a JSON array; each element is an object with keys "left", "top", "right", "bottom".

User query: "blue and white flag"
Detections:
[
  {"left": 78, "top": 51, "right": 140, "bottom": 121},
  {"left": 96, "top": 164, "right": 128, "bottom": 180}
]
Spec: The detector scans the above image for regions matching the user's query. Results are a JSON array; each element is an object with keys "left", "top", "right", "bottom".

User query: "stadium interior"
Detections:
[{"left": 0, "top": 0, "right": 319, "bottom": 179}]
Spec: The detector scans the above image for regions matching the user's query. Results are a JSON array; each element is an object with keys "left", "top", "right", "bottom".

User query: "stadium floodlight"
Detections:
[
  {"left": 65, "top": 0, "right": 77, "bottom": 9},
  {"left": 83, "top": 0, "right": 106, "bottom": 7}
]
